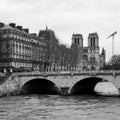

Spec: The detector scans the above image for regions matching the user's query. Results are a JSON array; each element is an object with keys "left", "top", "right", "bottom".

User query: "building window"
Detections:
[
  {"left": 93, "top": 37, "right": 95, "bottom": 46},
  {"left": 90, "top": 37, "right": 92, "bottom": 46},
  {"left": 91, "top": 66, "right": 95, "bottom": 70},
  {"left": 2, "top": 34, "right": 7, "bottom": 38},
  {"left": 74, "top": 38, "right": 76, "bottom": 44},
  {"left": 83, "top": 55, "right": 88, "bottom": 61},
  {"left": 77, "top": 38, "right": 79, "bottom": 44},
  {"left": 83, "top": 49, "right": 88, "bottom": 53},
  {"left": 90, "top": 57, "right": 95, "bottom": 62},
  {"left": 1, "top": 43, "right": 7, "bottom": 52},
  {"left": 82, "top": 66, "right": 88, "bottom": 70}
]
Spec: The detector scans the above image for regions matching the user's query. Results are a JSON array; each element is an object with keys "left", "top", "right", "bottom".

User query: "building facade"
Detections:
[
  {"left": 71, "top": 33, "right": 105, "bottom": 71},
  {"left": 0, "top": 22, "right": 46, "bottom": 72},
  {"left": 0, "top": 22, "right": 105, "bottom": 72}
]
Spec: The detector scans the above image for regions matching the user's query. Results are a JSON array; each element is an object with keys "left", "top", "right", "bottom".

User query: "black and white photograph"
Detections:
[{"left": 0, "top": 0, "right": 120, "bottom": 119}]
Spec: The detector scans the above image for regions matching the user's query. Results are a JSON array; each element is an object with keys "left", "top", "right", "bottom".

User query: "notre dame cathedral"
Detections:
[{"left": 71, "top": 32, "right": 105, "bottom": 71}]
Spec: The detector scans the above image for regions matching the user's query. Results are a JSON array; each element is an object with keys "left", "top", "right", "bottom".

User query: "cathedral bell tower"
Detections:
[
  {"left": 88, "top": 32, "right": 100, "bottom": 70},
  {"left": 88, "top": 32, "right": 99, "bottom": 47},
  {"left": 72, "top": 33, "right": 83, "bottom": 47}
]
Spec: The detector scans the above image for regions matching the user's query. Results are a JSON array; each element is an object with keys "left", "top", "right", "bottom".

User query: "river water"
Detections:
[{"left": 0, "top": 95, "right": 120, "bottom": 120}]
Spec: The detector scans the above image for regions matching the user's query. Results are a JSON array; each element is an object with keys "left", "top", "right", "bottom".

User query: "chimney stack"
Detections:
[
  {"left": 16, "top": 26, "right": 22, "bottom": 31},
  {"left": 0, "top": 22, "right": 4, "bottom": 28},
  {"left": 23, "top": 28, "right": 29, "bottom": 33},
  {"left": 9, "top": 23, "right": 16, "bottom": 28}
]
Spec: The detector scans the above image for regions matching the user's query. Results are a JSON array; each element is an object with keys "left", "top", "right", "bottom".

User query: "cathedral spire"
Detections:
[
  {"left": 101, "top": 48, "right": 105, "bottom": 55},
  {"left": 46, "top": 20, "right": 48, "bottom": 30},
  {"left": 46, "top": 25, "right": 48, "bottom": 30}
]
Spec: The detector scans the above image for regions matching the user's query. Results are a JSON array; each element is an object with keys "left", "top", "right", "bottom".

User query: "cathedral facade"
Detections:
[{"left": 71, "top": 32, "right": 105, "bottom": 71}]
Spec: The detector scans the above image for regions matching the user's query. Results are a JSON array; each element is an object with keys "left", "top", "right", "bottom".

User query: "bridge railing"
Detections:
[{"left": 11, "top": 70, "right": 120, "bottom": 77}]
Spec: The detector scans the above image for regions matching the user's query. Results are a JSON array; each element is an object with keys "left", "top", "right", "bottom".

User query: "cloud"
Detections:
[{"left": 0, "top": 0, "right": 120, "bottom": 60}]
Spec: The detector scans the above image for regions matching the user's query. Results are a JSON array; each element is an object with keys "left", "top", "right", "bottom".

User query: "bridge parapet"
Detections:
[{"left": 13, "top": 70, "right": 120, "bottom": 77}]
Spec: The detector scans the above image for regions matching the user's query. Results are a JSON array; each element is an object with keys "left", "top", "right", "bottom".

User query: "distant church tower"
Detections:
[
  {"left": 72, "top": 33, "right": 83, "bottom": 47},
  {"left": 87, "top": 33, "right": 100, "bottom": 70},
  {"left": 88, "top": 32, "right": 99, "bottom": 47}
]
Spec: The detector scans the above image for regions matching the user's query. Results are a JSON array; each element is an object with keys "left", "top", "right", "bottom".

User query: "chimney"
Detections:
[
  {"left": 16, "top": 26, "right": 22, "bottom": 31},
  {"left": 0, "top": 22, "right": 4, "bottom": 28},
  {"left": 9, "top": 23, "right": 16, "bottom": 28},
  {"left": 23, "top": 28, "right": 29, "bottom": 33}
]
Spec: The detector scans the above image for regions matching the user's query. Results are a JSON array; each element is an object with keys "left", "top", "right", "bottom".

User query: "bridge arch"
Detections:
[
  {"left": 21, "top": 78, "right": 60, "bottom": 95},
  {"left": 70, "top": 77, "right": 103, "bottom": 95},
  {"left": 70, "top": 76, "right": 119, "bottom": 96}
]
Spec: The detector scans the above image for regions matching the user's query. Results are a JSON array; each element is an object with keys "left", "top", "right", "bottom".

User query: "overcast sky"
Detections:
[{"left": 0, "top": 0, "right": 120, "bottom": 61}]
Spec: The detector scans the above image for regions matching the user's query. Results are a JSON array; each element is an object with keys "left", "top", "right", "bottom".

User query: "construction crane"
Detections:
[{"left": 106, "top": 31, "right": 117, "bottom": 57}]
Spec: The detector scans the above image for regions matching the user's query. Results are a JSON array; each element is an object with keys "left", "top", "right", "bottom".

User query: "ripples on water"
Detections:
[{"left": 0, "top": 95, "right": 120, "bottom": 120}]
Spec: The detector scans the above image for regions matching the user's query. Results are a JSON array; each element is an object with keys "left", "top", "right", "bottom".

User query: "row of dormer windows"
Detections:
[{"left": 1, "top": 34, "right": 45, "bottom": 46}]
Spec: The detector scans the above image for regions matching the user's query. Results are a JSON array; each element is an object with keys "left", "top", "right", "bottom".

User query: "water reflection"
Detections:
[{"left": 0, "top": 95, "right": 120, "bottom": 120}]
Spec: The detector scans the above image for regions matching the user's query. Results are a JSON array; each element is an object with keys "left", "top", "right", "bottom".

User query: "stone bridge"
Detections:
[{"left": 0, "top": 70, "right": 120, "bottom": 96}]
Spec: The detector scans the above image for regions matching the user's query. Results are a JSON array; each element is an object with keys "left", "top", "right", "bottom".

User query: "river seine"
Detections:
[{"left": 0, "top": 95, "right": 120, "bottom": 120}]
